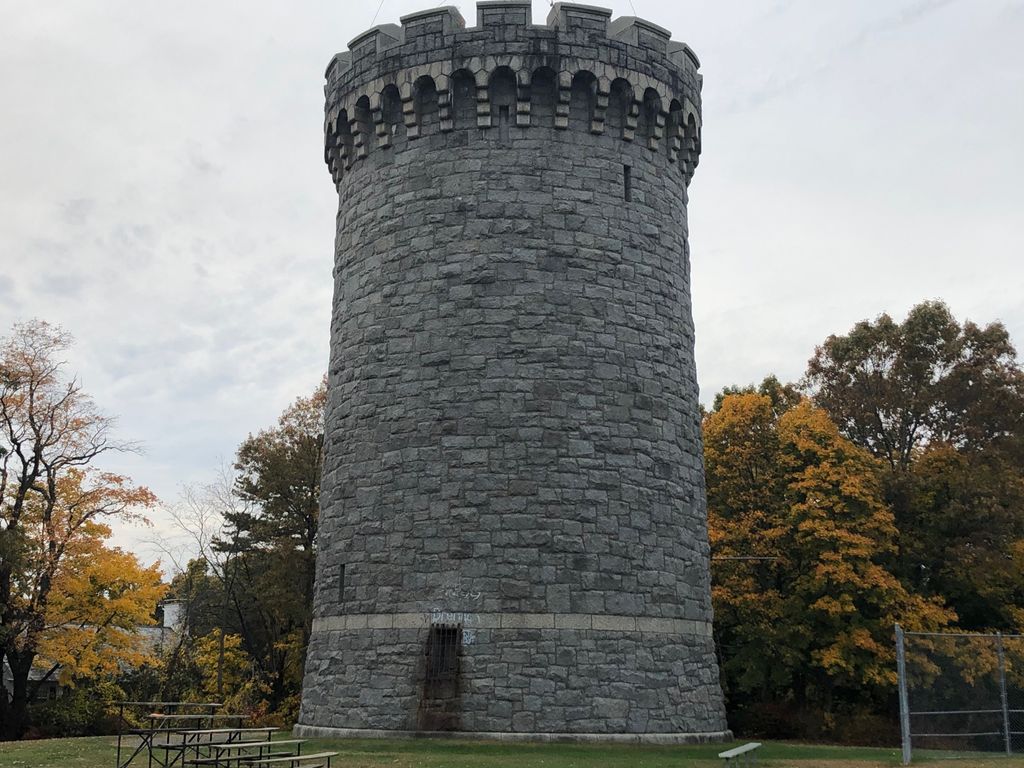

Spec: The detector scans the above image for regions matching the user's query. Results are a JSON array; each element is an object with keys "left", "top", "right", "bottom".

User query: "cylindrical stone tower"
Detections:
[{"left": 296, "top": 1, "right": 729, "bottom": 742}]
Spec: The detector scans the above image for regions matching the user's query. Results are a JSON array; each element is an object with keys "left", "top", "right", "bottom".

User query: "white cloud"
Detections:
[{"left": 2, "top": 0, "right": 1021, "bottom": 567}]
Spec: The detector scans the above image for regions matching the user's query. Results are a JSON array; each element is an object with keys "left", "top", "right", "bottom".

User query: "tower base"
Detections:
[{"left": 293, "top": 724, "right": 732, "bottom": 745}]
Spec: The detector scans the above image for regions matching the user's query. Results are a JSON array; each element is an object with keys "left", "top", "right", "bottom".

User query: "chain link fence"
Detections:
[{"left": 896, "top": 624, "right": 1024, "bottom": 764}]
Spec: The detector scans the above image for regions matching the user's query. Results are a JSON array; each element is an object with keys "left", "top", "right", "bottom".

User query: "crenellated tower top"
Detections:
[{"left": 324, "top": 2, "right": 703, "bottom": 190}]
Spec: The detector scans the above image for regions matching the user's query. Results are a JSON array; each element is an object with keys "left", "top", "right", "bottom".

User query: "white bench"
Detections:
[{"left": 718, "top": 742, "right": 762, "bottom": 765}]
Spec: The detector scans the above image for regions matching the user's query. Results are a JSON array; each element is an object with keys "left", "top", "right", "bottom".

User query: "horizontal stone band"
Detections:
[
  {"left": 293, "top": 724, "right": 733, "bottom": 745},
  {"left": 312, "top": 613, "right": 713, "bottom": 637}
]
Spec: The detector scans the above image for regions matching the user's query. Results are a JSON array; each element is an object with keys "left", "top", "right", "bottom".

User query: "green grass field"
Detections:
[{"left": 3, "top": 735, "right": 1024, "bottom": 768}]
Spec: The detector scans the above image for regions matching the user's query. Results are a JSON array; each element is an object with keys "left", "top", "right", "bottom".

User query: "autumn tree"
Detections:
[
  {"left": 0, "top": 321, "right": 158, "bottom": 738},
  {"left": 186, "top": 630, "right": 265, "bottom": 708},
  {"left": 711, "top": 374, "right": 802, "bottom": 416},
  {"left": 706, "top": 389, "right": 953, "bottom": 734},
  {"left": 35, "top": 491, "right": 165, "bottom": 686},
  {"left": 705, "top": 392, "right": 793, "bottom": 704},
  {"left": 805, "top": 302, "right": 1024, "bottom": 630}
]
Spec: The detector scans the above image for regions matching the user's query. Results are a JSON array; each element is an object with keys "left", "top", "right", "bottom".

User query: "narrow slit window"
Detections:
[
  {"left": 623, "top": 164, "right": 632, "bottom": 201},
  {"left": 498, "top": 104, "right": 511, "bottom": 143},
  {"left": 338, "top": 564, "right": 346, "bottom": 609}
]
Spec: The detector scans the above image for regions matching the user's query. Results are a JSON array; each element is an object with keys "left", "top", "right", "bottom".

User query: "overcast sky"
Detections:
[{"left": 2, "top": 0, "right": 1022, "bottom": 567}]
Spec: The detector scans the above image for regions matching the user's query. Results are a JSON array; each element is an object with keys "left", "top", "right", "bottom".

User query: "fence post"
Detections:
[
  {"left": 997, "top": 632, "right": 1012, "bottom": 756},
  {"left": 896, "top": 623, "right": 912, "bottom": 765}
]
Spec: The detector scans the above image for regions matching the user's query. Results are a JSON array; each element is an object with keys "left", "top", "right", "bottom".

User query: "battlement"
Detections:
[
  {"left": 325, "top": 2, "right": 700, "bottom": 100},
  {"left": 324, "top": 3, "right": 703, "bottom": 189}
]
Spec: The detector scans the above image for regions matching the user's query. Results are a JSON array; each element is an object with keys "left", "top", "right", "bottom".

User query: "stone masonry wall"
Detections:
[{"left": 297, "top": 2, "right": 729, "bottom": 740}]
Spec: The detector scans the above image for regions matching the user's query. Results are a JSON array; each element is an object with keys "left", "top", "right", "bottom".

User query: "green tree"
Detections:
[
  {"left": 227, "top": 377, "right": 326, "bottom": 639},
  {"left": 900, "top": 444, "right": 1024, "bottom": 629},
  {"left": 805, "top": 300, "right": 1024, "bottom": 470},
  {"left": 160, "top": 381, "right": 326, "bottom": 715},
  {"left": 804, "top": 302, "right": 1024, "bottom": 630},
  {"left": 217, "top": 379, "right": 325, "bottom": 710}
]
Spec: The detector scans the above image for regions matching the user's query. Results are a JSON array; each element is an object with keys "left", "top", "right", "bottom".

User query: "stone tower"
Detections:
[{"left": 296, "top": 1, "right": 729, "bottom": 742}]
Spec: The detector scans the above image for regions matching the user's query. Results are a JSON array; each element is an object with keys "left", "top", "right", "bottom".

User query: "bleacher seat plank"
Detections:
[
  {"left": 212, "top": 740, "right": 305, "bottom": 752},
  {"left": 150, "top": 714, "right": 248, "bottom": 721},
  {"left": 157, "top": 738, "right": 286, "bottom": 752},
  {"left": 189, "top": 756, "right": 297, "bottom": 766},
  {"left": 241, "top": 751, "right": 337, "bottom": 765},
  {"left": 175, "top": 727, "right": 280, "bottom": 736}
]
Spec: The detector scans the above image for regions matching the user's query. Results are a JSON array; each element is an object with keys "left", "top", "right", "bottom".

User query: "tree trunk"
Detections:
[{"left": 2, "top": 650, "right": 34, "bottom": 739}]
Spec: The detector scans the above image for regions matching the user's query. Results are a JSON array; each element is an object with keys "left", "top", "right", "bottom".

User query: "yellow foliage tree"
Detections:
[
  {"left": 1, "top": 321, "right": 159, "bottom": 737},
  {"left": 13, "top": 467, "right": 164, "bottom": 684},
  {"left": 191, "top": 630, "right": 257, "bottom": 701},
  {"left": 777, "top": 402, "right": 953, "bottom": 695},
  {"left": 38, "top": 534, "right": 165, "bottom": 684},
  {"left": 706, "top": 392, "right": 954, "bottom": 724}
]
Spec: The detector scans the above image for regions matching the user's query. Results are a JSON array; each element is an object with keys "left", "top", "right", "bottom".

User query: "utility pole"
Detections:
[{"left": 896, "top": 624, "right": 912, "bottom": 765}]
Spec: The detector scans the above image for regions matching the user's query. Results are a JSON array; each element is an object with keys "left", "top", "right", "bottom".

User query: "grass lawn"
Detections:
[{"left": 3, "top": 734, "right": 1023, "bottom": 768}]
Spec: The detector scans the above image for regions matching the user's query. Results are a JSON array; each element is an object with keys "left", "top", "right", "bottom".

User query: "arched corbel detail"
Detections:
[
  {"left": 682, "top": 112, "right": 701, "bottom": 183},
  {"left": 330, "top": 109, "right": 354, "bottom": 173},
  {"left": 605, "top": 76, "right": 634, "bottom": 141},
  {"left": 638, "top": 87, "right": 663, "bottom": 152},
  {"left": 516, "top": 68, "right": 531, "bottom": 128},
  {"left": 593, "top": 76, "right": 611, "bottom": 135},
  {"left": 683, "top": 101, "right": 703, "bottom": 164},
  {"left": 435, "top": 70, "right": 454, "bottom": 133},
  {"left": 325, "top": 120, "right": 343, "bottom": 187},
  {"left": 369, "top": 89, "right": 388, "bottom": 150},
  {"left": 399, "top": 82, "right": 417, "bottom": 139},
  {"left": 625, "top": 97, "right": 640, "bottom": 141},
  {"left": 666, "top": 99, "right": 683, "bottom": 163},
  {"left": 555, "top": 70, "right": 572, "bottom": 130},
  {"left": 399, "top": 65, "right": 444, "bottom": 140},
  {"left": 349, "top": 112, "right": 364, "bottom": 163},
  {"left": 651, "top": 110, "right": 666, "bottom": 152},
  {"left": 475, "top": 69, "right": 491, "bottom": 129}
]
